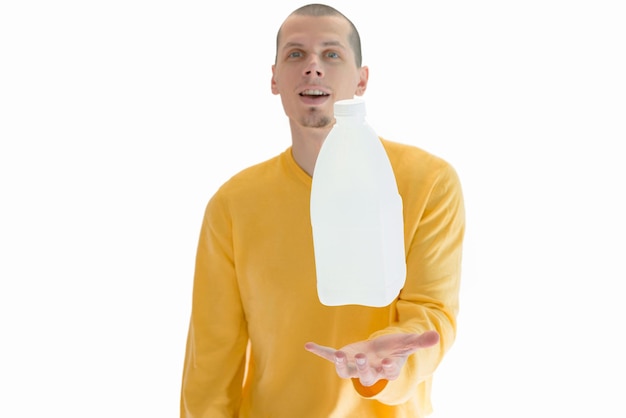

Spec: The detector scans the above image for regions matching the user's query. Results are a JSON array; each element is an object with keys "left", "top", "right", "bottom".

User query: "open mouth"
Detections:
[{"left": 299, "top": 89, "right": 330, "bottom": 98}]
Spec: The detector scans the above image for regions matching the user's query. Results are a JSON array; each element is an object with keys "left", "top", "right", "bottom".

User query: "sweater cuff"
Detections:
[{"left": 351, "top": 378, "right": 388, "bottom": 398}]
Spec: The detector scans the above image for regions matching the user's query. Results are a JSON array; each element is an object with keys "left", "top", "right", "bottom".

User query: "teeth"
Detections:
[{"left": 301, "top": 89, "right": 327, "bottom": 96}]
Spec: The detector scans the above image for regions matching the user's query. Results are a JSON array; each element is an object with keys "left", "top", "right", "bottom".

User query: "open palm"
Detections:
[{"left": 305, "top": 331, "right": 439, "bottom": 387}]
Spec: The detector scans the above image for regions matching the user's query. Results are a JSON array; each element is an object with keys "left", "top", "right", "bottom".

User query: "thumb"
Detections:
[
  {"left": 395, "top": 331, "right": 440, "bottom": 355},
  {"left": 417, "top": 330, "right": 440, "bottom": 348}
]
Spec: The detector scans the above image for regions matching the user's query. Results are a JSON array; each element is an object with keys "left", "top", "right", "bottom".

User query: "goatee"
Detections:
[{"left": 302, "top": 109, "right": 332, "bottom": 128}]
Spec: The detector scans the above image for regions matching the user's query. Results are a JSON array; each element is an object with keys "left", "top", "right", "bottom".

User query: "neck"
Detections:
[{"left": 289, "top": 122, "right": 333, "bottom": 177}]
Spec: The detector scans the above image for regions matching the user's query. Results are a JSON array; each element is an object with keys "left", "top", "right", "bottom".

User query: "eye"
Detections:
[
  {"left": 288, "top": 50, "right": 303, "bottom": 59},
  {"left": 326, "top": 51, "right": 340, "bottom": 59}
]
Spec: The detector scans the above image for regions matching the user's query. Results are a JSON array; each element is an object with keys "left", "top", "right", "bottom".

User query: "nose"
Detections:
[{"left": 304, "top": 57, "right": 324, "bottom": 77}]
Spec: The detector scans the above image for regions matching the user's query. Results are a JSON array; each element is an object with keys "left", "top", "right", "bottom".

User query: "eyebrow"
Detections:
[{"left": 282, "top": 40, "right": 346, "bottom": 50}]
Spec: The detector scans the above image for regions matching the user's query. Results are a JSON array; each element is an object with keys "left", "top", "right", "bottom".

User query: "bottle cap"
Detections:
[{"left": 334, "top": 98, "right": 366, "bottom": 117}]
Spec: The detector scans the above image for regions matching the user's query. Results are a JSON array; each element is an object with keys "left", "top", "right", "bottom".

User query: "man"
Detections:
[{"left": 181, "top": 4, "right": 465, "bottom": 417}]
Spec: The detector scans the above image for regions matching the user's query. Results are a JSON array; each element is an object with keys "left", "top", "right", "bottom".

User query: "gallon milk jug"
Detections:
[{"left": 310, "top": 98, "right": 406, "bottom": 307}]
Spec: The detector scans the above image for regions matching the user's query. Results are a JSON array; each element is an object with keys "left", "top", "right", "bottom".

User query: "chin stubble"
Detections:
[{"left": 302, "top": 109, "right": 332, "bottom": 128}]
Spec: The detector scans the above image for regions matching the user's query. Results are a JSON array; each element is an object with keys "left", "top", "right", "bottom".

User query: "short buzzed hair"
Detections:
[{"left": 275, "top": 3, "right": 363, "bottom": 67}]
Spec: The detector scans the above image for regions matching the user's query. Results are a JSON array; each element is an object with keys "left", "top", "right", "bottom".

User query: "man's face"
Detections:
[{"left": 271, "top": 15, "right": 368, "bottom": 130}]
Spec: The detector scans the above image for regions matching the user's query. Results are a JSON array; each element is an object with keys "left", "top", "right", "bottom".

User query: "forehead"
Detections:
[{"left": 278, "top": 15, "right": 352, "bottom": 48}]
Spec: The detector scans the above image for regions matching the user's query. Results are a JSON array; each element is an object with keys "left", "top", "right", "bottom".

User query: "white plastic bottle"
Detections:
[{"left": 310, "top": 98, "right": 406, "bottom": 307}]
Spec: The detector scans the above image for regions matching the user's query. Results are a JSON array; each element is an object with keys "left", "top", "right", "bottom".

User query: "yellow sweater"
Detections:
[{"left": 181, "top": 139, "right": 465, "bottom": 417}]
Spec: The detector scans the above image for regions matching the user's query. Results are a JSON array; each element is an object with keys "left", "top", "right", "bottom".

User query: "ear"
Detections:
[
  {"left": 355, "top": 66, "right": 369, "bottom": 96},
  {"left": 271, "top": 65, "right": 279, "bottom": 95}
]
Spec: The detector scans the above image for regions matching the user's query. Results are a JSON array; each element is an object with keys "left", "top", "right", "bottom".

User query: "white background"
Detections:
[{"left": 1, "top": 1, "right": 625, "bottom": 417}]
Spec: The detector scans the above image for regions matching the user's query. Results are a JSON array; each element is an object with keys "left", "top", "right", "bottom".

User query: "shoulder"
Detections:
[
  {"left": 204, "top": 149, "right": 295, "bottom": 215},
  {"left": 201, "top": 153, "right": 278, "bottom": 218},
  {"left": 216, "top": 151, "right": 285, "bottom": 196},
  {"left": 381, "top": 138, "right": 464, "bottom": 210},
  {"left": 380, "top": 139, "right": 464, "bottom": 222},
  {"left": 381, "top": 138, "right": 459, "bottom": 185}
]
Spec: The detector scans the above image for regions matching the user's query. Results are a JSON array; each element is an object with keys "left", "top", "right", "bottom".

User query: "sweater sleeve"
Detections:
[
  {"left": 353, "top": 161, "right": 465, "bottom": 405},
  {"left": 180, "top": 191, "right": 249, "bottom": 417}
]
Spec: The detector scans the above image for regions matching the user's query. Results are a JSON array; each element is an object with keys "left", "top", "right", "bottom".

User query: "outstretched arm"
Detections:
[{"left": 305, "top": 157, "right": 465, "bottom": 403}]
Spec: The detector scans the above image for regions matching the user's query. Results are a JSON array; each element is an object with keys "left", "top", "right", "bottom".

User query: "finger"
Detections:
[
  {"left": 334, "top": 351, "right": 353, "bottom": 379},
  {"left": 304, "top": 342, "right": 338, "bottom": 363},
  {"left": 355, "top": 353, "right": 377, "bottom": 387},
  {"left": 381, "top": 357, "right": 401, "bottom": 380},
  {"left": 418, "top": 330, "right": 440, "bottom": 348},
  {"left": 384, "top": 331, "right": 440, "bottom": 357},
  {"left": 401, "top": 330, "right": 440, "bottom": 352}
]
